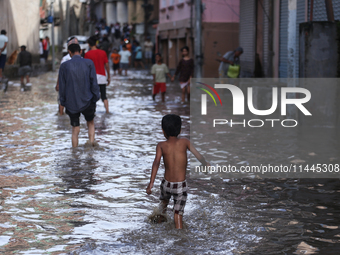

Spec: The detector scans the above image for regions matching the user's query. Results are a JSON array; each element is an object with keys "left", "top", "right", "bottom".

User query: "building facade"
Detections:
[
  {"left": 158, "top": 0, "right": 240, "bottom": 77},
  {"left": 0, "top": 0, "right": 40, "bottom": 56},
  {"left": 239, "top": 0, "right": 340, "bottom": 78},
  {"left": 89, "top": 0, "right": 159, "bottom": 47}
]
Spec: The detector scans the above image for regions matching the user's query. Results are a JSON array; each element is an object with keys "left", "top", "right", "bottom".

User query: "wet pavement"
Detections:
[{"left": 0, "top": 70, "right": 340, "bottom": 254}]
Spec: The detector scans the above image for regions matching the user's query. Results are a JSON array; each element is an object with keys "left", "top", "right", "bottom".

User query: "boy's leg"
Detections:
[
  {"left": 26, "top": 75, "right": 30, "bottom": 83},
  {"left": 160, "top": 199, "right": 169, "bottom": 214},
  {"left": 58, "top": 104, "right": 64, "bottom": 115},
  {"left": 20, "top": 76, "right": 25, "bottom": 90},
  {"left": 100, "top": 84, "right": 109, "bottom": 113},
  {"left": 66, "top": 109, "right": 81, "bottom": 147},
  {"left": 173, "top": 181, "right": 187, "bottom": 229},
  {"left": 71, "top": 126, "right": 80, "bottom": 147},
  {"left": 181, "top": 87, "right": 186, "bottom": 102},
  {"left": 87, "top": 120, "right": 95, "bottom": 144},
  {"left": 83, "top": 102, "right": 96, "bottom": 144},
  {"left": 152, "top": 83, "right": 158, "bottom": 101},
  {"left": 161, "top": 83, "right": 166, "bottom": 102},
  {"left": 103, "top": 99, "right": 109, "bottom": 113},
  {"left": 186, "top": 85, "right": 190, "bottom": 102},
  {"left": 174, "top": 213, "right": 183, "bottom": 229}
]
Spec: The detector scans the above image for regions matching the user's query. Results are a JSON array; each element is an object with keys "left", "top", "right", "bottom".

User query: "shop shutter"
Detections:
[
  {"left": 263, "top": 0, "right": 270, "bottom": 77},
  {"left": 279, "top": 0, "right": 288, "bottom": 78},
  {"left": 309, "top": 0, "right": 340, "bottom": 21},
  {"left": 239, "top": 0, "right": 256, "bottom": 77},
  {"left": 296, "top": 0, "right": 306, "bottom": 77}
]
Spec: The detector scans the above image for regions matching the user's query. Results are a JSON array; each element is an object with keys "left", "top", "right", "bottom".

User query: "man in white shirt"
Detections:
[
  {"left": 144, "top": 37, "right": 153, "bottom": 66},
  {"left": 119, "top": 45, "right": 131, "bottom": 76},
  {"left": 0, "top": 30, "right": 8, "bottom": 81}
]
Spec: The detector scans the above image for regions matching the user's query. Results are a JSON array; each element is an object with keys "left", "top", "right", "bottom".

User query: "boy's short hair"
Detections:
[
  {"left": 87, "top": 38, "right": 96, "bottom": 47},
  {"left": 181, "top": 46, "right": 189, "bottom": 52},
  {"left": 68, "top": 43, "right": 81, "bottom": 53},
  {"left": 162, "top": 114, "right": 181, "bottom": 137},
  {"left": 122, "top": 45, "right": 127, "bottom": 49},
  {"left": 1, "top": 30, "right": 6, "bottom": 35}
]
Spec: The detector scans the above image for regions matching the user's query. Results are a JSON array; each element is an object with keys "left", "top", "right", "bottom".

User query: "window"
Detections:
[
  {"left": 170, "top": 0, "right": 175, "bottom": 6},
  {"left": 162, "top": 0, "right": 167, "bottom": 8}
]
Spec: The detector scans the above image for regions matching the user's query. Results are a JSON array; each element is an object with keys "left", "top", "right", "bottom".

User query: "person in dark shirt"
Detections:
[
  {"left": 17, "top": 45, "right": 32, "bottom": 90},
  {"left": 171, "top": 46, "right": 194, "bottom": 103},
  {"left": 99, "top": 34, "right": 110, "bottom": 58},
  {"left": 58, "top": 39, "right": 100, "bottom": 147}
]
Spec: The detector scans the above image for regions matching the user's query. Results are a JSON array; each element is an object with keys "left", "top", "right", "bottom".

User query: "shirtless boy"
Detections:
[{"left": 146, "top": 114, "right": 209, "bottom": 229}]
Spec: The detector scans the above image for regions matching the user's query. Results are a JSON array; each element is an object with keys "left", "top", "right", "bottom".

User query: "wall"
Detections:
[
  {"left": 159, "top": 0, "right": 239, "bottom": 24},
  {"left": 158, "top": 0, "right": 240, "bottom": 77},
  {"left": 0, "top": 0, "right": 40, "bottom": 55},
  {"left": 299, "top": 21, "right": 338, "bottom": 78},
  {"left": 202, "top": 22, "right": 239, "bottom": 77},
  {"left": 159, "top": 0, "right": 192, "bottom": 24},
  {"left": 239, "top": 0, "right": 256, "bottom": 77},
  {"left": 202, "top": 0, "right": 239, "bottom": 23}
]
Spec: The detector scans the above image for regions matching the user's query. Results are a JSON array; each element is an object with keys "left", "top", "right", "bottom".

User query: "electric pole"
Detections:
[
  {"left": 195, "top": 0, "right": 202, "bottom": 78},
  {"left": 51, "top": 0, "right": 55, "bottom": 71}
]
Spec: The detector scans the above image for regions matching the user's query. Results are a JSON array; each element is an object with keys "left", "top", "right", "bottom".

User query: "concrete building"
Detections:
[
  {"left": 239, "top": 0, "right": 340, "bottom": 78},
  {"left": 157, "top": 0, "right": 239, "bottom": 77},
  {"left": 40, "top": 0, "right": 86, "bottom": 47},
  {"left": 0, "top": 0, "right": 40, "bottom": 56},
  {"left": 90, "top": 0, "right": 158, "bottom": 35}
]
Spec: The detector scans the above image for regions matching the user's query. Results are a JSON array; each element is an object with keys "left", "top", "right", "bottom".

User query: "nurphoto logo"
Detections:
[{"left": 197, "top": 83, "right": 312, "bottom": 128}]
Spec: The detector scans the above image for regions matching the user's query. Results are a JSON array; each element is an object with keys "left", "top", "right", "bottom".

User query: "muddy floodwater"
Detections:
[{"left": 0, "top": 70, "right": 340, "bottom": 254}]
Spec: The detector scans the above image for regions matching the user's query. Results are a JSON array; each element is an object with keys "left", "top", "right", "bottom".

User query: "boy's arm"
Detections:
[
  {"left": 165, "top": 65, "right": 172, "bottom": 80},
  {"left": 0, "top": 42, "right": 7, "bottom": 53},
  {"left": 58, "top": 66, "right": 66, "bottom": 106},
  {"left": 172, "top": 60, "right": 181, "bottom": 81},
  {"left": 146, "top": 143, "right": 162, "bottom": 194},
  {"left": 186, "top": 139, "right": 209, "bottom": 166},
  {"left": 55, "top": 76, "right": 59, "bottom": 91},
  {"left": 152, "top": 74, "right": 156, "bottom": 85},
  {"left": 105, "top": 62, "right": 110, "bottom": 85}
]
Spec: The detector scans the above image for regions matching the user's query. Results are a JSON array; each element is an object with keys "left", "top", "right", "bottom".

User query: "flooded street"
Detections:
[{"left": 1, "top": 71, "right": 340, "bottom": 254}]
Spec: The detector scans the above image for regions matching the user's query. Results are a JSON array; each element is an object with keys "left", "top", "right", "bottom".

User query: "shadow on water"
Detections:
[{"left": 0, "top": 71, "right": 339, "bottom": 254}]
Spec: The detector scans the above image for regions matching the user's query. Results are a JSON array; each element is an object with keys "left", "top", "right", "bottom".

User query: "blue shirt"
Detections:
[
  {"left": 135, "top": 46, "right": 142, "bottom": 59},
  {"left": 58, "top": 55, "right": 100, "bottom": 114}
]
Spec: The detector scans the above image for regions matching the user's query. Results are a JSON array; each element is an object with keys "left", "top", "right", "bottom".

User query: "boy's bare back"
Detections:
[
  {"left": 146, "top": 114, "right": 208, "bottom": 196},
  {"left": 158, "top": 137, "right": 189, "bottom": 182}
]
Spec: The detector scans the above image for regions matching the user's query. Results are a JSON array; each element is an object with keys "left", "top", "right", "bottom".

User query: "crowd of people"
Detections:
[{"left": 89, "top": 19, "right": 154, "bottom": 74}]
